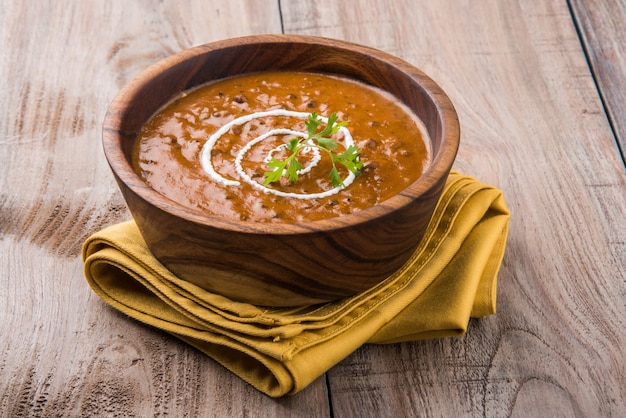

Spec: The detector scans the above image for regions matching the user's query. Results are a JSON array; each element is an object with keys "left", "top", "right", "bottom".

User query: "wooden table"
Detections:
[{"left": 1, "top": 1, "right": 624, "bottom": 416}]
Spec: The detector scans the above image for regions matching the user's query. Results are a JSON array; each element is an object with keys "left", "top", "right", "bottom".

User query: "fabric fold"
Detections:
[{"left": 82, "top": 171, "right": 510, "bottom": 397}]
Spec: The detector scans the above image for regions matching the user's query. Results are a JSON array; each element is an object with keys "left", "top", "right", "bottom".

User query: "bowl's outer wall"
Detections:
[{"left": 103, "top": 35, "right": 459, "bottom": 306}]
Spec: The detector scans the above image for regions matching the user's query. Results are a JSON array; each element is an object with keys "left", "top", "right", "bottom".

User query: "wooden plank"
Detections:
[
  {"left": 2, "top": 0, "right": 625, "bottom": 415},
  {"left": 0, "top": 1, "right": 331, "bottom": 416},
  {"left": 570, "top": 0, "right": 626, "bottom": 162},
  {"left": 282, "top": 0, "right": 626, "bottom": 416}
]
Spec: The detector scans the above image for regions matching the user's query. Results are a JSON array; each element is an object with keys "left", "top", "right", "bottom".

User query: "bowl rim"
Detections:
[{"left": 102, "top": 34, "right": 459, "bottom": 235}]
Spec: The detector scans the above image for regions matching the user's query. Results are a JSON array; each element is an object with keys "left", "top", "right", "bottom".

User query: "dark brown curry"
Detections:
[{"left": 133, "top": 71, "right": 430, "bottom": 222}]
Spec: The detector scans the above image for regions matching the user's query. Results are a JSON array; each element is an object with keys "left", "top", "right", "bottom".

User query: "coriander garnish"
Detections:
[{"left": 263, "top": 112, "right": 362, "bottom": 188}]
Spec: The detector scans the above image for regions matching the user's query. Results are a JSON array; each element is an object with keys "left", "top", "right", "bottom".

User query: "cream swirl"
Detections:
[{"left": 200, "top": 109, "right": 356, "bottom": 200}]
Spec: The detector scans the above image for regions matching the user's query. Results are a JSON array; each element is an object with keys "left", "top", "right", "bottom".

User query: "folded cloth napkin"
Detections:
[{"left": 82, "top": 171, "right": 510, "bottom": 397}]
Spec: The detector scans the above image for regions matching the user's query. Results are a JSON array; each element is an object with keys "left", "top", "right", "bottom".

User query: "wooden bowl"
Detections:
[{"left": 102, "top": 35, "right": 459, "bottom": 306}]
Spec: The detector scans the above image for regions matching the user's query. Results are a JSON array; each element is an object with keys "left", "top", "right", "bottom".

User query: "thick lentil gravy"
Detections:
[{"left": 132, "top": 71, "right": 431, "bottom": 222}]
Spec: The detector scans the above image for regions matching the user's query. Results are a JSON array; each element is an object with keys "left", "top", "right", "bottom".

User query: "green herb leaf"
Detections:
[
  {"left": 264, "top": 158, "right": 288, "bottom": 185},
  {"left": 286, "top": 137, "right": 300, "bottom": 152},
  {"left": 263, "top": 112, "right": 362, "bottom": 188},
  {"left": 284, "top": 157, "right": 302, "bottom": 182},
  {"left": 316, "top": 135, "right": 338, "bottom": 150},
  {"left": 306, "top": 112, "right": 322, "bottom": 135},
  {"left": 328, "top": 166, "right": 343, "bottom": 188}
]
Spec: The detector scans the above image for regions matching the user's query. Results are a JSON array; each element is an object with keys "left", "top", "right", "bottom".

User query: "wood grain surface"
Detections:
[
  {"left": 1, "top": 0, "right": 625, "bottom": 416},
  {"left": 570, "top": 0, "right": 626, "bottom": 161}
]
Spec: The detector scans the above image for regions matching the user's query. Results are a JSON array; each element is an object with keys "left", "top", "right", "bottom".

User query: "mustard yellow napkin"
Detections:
[{"left": 82, "top": 171, "right": 509, "bottom": 397}]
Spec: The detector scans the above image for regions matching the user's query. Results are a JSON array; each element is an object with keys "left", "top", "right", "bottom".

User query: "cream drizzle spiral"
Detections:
[{"left": 200, "top": 109, "right": 356, "bottom": 200}]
